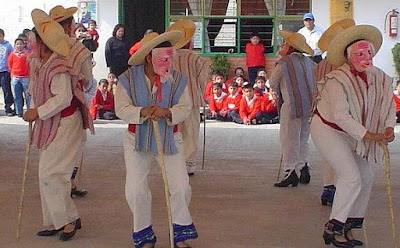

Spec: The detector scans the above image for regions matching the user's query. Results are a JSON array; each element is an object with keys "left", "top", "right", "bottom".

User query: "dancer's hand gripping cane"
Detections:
[{"left": 16, "top": 121, "right": 33, "bottom": 239}]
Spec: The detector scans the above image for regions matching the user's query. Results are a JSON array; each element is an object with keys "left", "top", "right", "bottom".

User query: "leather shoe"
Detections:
[
  {"left": 274, "top": 170, "right": 299, "bottom": 187},
  {"left": 71, "top": 187, "right": 88, "bottom": 198},
  {"left": 323, "top": 231, "right": 354, "bottom": 247},
  {"left": 299, "top": 163, "right": 311, "bottom": 184},
  {"left": 59, "top": 218, "right": 81, "bottom": 241},
  {"left": 37, "top": 227, "right": 64, "bottom": 236}
]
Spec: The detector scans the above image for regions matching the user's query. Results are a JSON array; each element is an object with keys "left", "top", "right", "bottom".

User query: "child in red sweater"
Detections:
[
  {"left": 235, "top": 75, "right": 246, "bottom": 95},
  {"left": 8, "top": 38, "right": 29, "bottom": 117},
  {"left": 87, "top": 20, "right": 99, "bottom": 51},
  {"left": 254, "top": 75, "right": 269, "bottom": 96},
  {"left": 225, "top": 67, "right": 245, "bottom": 85},
  {"left": 204, "top": 71, "right": 226, "bottom": 103},
  {"left": 221, "top": 82, "right": 242, "bottom": 123},
  {"left": 256, "top": 88, "right": 279, "bottom": 124},
  {"left": 393, "top": 82, "right": 400, "bottom": 123},
  {"left": 239, "top": 82, "right": 261, "bottom": 125},
  {"left": 207, "top": 83, "right": 227, "bottom": 120},
  {"left": 90, "top": 79, "right": 117, "bottom": 120},
  {"left": 246, "top": 31, "right": 265, "bottom": 85}
]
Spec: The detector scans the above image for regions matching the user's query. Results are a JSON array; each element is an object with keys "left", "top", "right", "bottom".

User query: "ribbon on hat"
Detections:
[{"left": 40, "top": 20, "right": 52, "bottom": 33}]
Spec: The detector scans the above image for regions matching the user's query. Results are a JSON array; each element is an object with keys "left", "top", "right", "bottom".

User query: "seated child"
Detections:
[
  {"left": 221, "top": 82, "right": 242, "bottom": 123},
  {"left": 204, "top": 71, "right": 226, "bottom": 102},
  {"left": 225, "top": 67, "right": 245, "bottom": 85},
  {"left": 393, "top": 81, "right": 400, "bottom": 123},
  {"left": 207, "top": 83, "right": 227, "bottom": 120},
  {"left": 256, "top": 88, "right": 279, "bottom": 124},
  {"left": 238, "top": 82, "right": 261, "bottom": 125},
  {"left": 90, "top": 79, "right": 117, "bottom": 120},
  {"left": 254, "top": 75, "right": 269, "bottom": 96},
  {"left": 107, "top": 72, "right": 118, "bottom": 96},
  {"left": 235, "top": 75, "right": 246, "bottom": 95},
  {"left": 257, "top": 68, "right": 270, "bottom": 89}
]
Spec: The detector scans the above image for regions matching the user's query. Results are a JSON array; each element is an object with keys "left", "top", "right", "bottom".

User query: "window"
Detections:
[{"left": 168, "top": 0, "right": 311, "bottom": 55}]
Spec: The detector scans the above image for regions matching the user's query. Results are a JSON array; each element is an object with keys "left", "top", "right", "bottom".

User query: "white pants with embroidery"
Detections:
[
  {"left": 39, "top": 111, "right": 83, "bottom": 229},
  {"left": 124, "top": 131, "right": 193, "bottom": 232},
  {"left": 279, "top": 103, "right": 310, "bottom": 176},
  {"left": 179, "top": 107, "right": 200, "bottom": 174},
  {"left": 311, "top": 116, "right": 374, "bottom": 222}
]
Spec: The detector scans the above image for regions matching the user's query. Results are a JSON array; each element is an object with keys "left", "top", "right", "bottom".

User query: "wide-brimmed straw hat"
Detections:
[
  {"left": 31, "top": 9, "right": 70, "bottom": 57},
  {"left": 166, "top": 20, "right": 196, "bottom": 49},
  {"left": 49, "top": 5, "right": 78, "bottom": 22},
  {"left": 318, "top": 19, "right": 355, "bottom": 52},
  {"left": 128, "top": 30, "right": 182, "bottom": 66},
  {"left": 327, "top": 24, "right": 382, "bottom": 67},
  {"left": 279, "top": 30, "right": 314, "bottom": 55}
]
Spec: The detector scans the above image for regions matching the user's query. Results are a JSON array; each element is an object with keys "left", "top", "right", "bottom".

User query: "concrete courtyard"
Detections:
[{"left": 1, "top": 110, "right": 400, "bottom": 248}]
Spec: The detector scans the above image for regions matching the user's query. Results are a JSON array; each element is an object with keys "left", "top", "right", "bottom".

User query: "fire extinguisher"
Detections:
[{"left": 385, "top": 9, "right": 399, "bottom": 37}]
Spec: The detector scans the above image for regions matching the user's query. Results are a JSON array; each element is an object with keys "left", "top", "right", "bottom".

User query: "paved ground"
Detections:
[{"left": 1, "top": 107, "right": 400, "bottom": 248}]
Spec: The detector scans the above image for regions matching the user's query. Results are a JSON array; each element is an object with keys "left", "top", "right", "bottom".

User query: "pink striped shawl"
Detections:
[
  {"left": 30, "top": 55, "right": 70, "bottom": 149},
  {"left": 325, "top": 63, "right": 395, "bottom": 164},
  {"left": 312, "top": 58, "right": 337, "bottom": 112}
]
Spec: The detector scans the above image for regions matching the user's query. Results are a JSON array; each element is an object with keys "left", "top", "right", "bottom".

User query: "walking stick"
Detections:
[
  {"left": 379, "top": 141, "right": 398, "bottom": 248},
  {"left": 276, "top": 154, "right": 283, "bottom": 181},
  {"left": 152, "top": 120, "right": 174, "bottom": 248},
  {"left": 16, "top": 121, "right": 32, "bottom": 239},
  {"left": 201, "top": 104, "right": 206, "bottom": 170}
]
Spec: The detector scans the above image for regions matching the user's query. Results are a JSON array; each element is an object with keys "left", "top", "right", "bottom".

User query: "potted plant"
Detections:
[{"left": 210, "top": 54, "right": 231, "bottom": 78}]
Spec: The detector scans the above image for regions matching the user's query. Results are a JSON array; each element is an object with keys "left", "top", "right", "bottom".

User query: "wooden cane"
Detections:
[
  {"left": 276, "top": 154, "right": 283, "bottom": 181},
  {"left": 379, "top": 141, "right": 398, "bottom": 248},
  {"left": 201, "top": 105, "right": 206, "bottom": 170},
  {"left": 16, "top": 121, "right": 32, "bottom": 239},
  {"left": 152, "top": 120, "right": 174, "bottom": 248}
]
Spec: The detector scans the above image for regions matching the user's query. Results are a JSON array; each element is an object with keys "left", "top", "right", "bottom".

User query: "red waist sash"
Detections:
[{"left": 315, "top": 108, "right": 344, "bottom": 132}]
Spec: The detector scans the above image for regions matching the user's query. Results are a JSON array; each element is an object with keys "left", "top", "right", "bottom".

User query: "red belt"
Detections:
[
  {"left": 128, "top": 124, "right": 178, "bottom": 133},
  {"left": 61, "top": 97, "right": 79, "bottom": 117},
  {"left": 315, "top": 108, "right": 344, "bottom": 132}
]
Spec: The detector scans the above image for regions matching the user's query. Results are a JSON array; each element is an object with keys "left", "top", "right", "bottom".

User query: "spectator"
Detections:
[
  {"left": 245, "top": 31, "right": 265, "bottom": 85},
  {"left": 105, "top": 24, "right": 130, "bottom": 76},
  {"left": 239, "top": 82, "right": 261, "bottom": 125},
  {"left": 204, "top": 71, "right": 225, "bottom": 102},
  {"left": 222, "top": 82, "right": 242, "bottom": 123},
  {"left": 0, "top": 28, "right": 14, "bottom": 116},
  {"left": 393, "top": 81, "right": 400, "bottom": 123},
  {"left": 86, "top": 20, "right": 99, "bottom": 51},
  {"left": 90, "top": 79, "right": 117, "bottom": 120},
  {"left": 297, "top": 13, "right": 324, "bottom": 63},
  {"left": 129, "top": 29, "right": 154, "bottom": 55},
  {"left": 207, "top": 83, "right": 227, "bottom": 120}
]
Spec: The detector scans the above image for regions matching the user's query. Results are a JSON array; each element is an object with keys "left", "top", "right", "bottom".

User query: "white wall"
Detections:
[
  {"left": 312, "top": 0, "right": 400, "bottom": 78},
  {"left": 0, "top": 0, "right": 118, "bottom": 80}
]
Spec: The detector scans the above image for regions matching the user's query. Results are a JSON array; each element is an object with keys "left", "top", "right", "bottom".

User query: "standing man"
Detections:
[
  {"left": 49, "top": 5, "right": 94, "bottom": 197},
  {"left": 167, "top": 19, "right": 211, "bottom": 176},
  {"left": 269, "top": 30, "right": 316, "bottom": 187},
  {"left": 115, "top": 30, "right": 198, "bottom": 248},
  {"left": 297, "top": 13, "right": 324, "bottom": 63},
  {"left": 0, "top": 28, "right": 14, "bottom": 116},
  {"left": 311, "top": 24, "right": 395, "bottom": 247}
]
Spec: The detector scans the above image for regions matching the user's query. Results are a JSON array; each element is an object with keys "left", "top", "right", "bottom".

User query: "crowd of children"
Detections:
[{"left": 204, "top": 67, "right": 279, "bottom": 125}]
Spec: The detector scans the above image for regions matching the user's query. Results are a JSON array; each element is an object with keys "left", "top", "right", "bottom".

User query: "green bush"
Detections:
[
  {"left": 210, "top": 54, "right": 231, "bottom": 78},
  {"left": 392, "top": 43, "right": 400, "bottom": 80}
]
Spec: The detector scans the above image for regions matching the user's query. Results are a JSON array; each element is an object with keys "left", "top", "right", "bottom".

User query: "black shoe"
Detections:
[
  {"left": 6, "top": 112, "right": 14, "bottom": 117},
  {"left": 344, "top": 230, "right": 363, "bottom": 246},
  {"left": 299, "top": 163, "right": 311, "bottom": 184},
  {"left": 323, "top": 231, "right": 354, "bottom": 247},
  {"left": 188, "top": 172, "right": 194, "bottom": 177},
  {"left": 59, "top": 218, "right": 81, "bottom": 241},
  {"left": 321, "top": 185, "right": 336, "bottom": 206},
  {"left": 274, "top": 170, "right": 299, "bottom": 187},
  {"left": 71, "top": 187, "right": 88, "bottom": 198},
  {"left": 37, "top": 227, "right": 64, "bottom": 236}
]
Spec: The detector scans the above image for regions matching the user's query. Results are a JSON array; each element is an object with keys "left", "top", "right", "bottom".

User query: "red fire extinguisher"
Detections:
[{"left": 385, "top": 9, "right": 399, "bottom": 37}]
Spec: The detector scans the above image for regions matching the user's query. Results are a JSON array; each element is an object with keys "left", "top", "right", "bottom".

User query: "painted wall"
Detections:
[{"left": 312, "top": 0, "right": 400, "bottom": 78}]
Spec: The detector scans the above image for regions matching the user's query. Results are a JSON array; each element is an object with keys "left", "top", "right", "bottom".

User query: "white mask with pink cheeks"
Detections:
[
  {"left": 27, "top": 31, "right": 40, "bottom": 58},
  {"left": 151, "top": 47, "right": 174, "bottom": 78},
  {"left": 347, "top": 40, "right": 374, "bottom": 72}
]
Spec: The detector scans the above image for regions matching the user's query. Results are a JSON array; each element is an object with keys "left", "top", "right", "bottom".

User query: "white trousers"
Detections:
[
  {"left": 311, "top": 116, "right": 374, "bottom": 223},
  {"left": 279, "top": 103, "right": 310, "bottom": 176},
  {"left": 39, "top": 111, "right": 83, "bottom": 229},
  {"left": 179, "top": 107, "right": 200, "bottom": 173},
  {"left": 124, "top": 131, "right": 193, "bottom": 232},
  {"left": 323, "top": 162, "right": 336, "bottom": 186}
]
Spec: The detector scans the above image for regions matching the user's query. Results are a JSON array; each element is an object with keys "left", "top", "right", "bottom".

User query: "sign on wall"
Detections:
[
  {"left": 77, "top": 0, "right": 97, "bottom": 24},
  {"left": 330, "top": 0, "right": 353, "bottom": 24}
]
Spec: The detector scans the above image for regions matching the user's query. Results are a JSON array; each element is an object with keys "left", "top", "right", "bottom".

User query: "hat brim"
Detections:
[
  {"left": 52, "top": 7, "right": 78, "bottom": 22},
  {"left": 128, "top": 30, "right": 182, "bottom": 66},
  {"left": 279, "top": 30, "right": 314, "bottom": 55},
  {"left": 327, "top": 25, "right": 382, "bottom": 67},
  {"left": 32, "top": 9, "right": 70, "bottom": 57},
  {"left": 166, "top": 20, "right": 196, "bottom": 49},
  {"left": 318, "top": 19, "right": 355, "bottom": 52}
]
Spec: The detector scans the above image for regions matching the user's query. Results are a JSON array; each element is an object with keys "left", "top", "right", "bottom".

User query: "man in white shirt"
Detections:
[{"left": 297, "top": 13, "right": 324, "bottom": 63}]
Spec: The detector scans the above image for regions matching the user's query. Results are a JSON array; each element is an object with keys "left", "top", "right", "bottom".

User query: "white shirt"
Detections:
[{"left": 298, "top": 25, "right": 324, "bottom": 56}]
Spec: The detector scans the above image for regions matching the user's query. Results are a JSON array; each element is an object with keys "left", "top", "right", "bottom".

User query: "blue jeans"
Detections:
[
  {"left": 11, "top": 76, "right": 30, "bottom": 115},
  {"left": 0, "top": 71, "right": 14, "bottom": 113}
]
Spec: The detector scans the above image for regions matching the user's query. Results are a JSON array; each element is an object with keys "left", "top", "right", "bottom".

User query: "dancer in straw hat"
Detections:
[
  {"left": 23, "top": 9, "right": 92, "bottom": 241},
  {"left": 49, "top": 5, "right": 95, "bottom": 198},
  {"left": 313, "top": 18, "right": 356, "bottom": 206},
  {"left": 269, "top": 30, "right": 316, "bottom": 187},
  {"left": 115, "top": 30, "right": 197, "bottom": 248},
  {"left": 167, "top": 19, "right": 211, "bottom": 176},
  {"left": 310, "top": 24, "right": 395, "bottom": 247}
]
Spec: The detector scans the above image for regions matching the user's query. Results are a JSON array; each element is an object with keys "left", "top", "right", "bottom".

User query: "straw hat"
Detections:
[
  {"left": 279, "top": 30, "right": 314, "bottom": 55},
  {"left": 327, "top": 24, "right": 382, "bottom": 67},
  {"left": 49, "top": 5, "right": 78, "bottom": 22},
  {"left": 166, "top": 20, "right": 196, "bottom": 49},
  {"left": 128, "top": 30, "right": 182, "bottom": 66},
  {"left": 31, "top": 9, "right": 70, "bottom": 57},
  {"left": 318, "top": 19, "right": 355, "bottom": 52}
]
